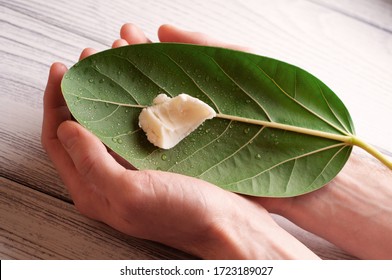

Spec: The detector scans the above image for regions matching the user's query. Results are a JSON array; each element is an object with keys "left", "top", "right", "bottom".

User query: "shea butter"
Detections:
[{"left": 139, "top": 93, "right": 216, "bottom": 149}]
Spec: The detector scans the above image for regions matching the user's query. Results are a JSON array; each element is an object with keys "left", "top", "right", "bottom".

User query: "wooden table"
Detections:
[{"left": 1, "top": 0, "right": 391, "bottom": 259}]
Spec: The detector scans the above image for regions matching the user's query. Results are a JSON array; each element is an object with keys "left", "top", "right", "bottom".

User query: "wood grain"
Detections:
[
  {"left": 1, "top": 0, "right": 391, "bottom": 260},
  {"left": 0, "top": 177, "right": 193, "bottom": 259},
  {"left": 310, "top": 0, "right": 392, "bottom": 33},
  {"left": 0, "top": 176, "right": 353, "bottom": 260}
]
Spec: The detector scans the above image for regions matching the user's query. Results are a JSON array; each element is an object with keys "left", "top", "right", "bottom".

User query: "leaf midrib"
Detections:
[{"left": 71, "top": 93, "right": 354, "bottom": 145}]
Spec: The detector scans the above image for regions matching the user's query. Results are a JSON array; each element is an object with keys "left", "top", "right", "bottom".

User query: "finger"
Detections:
[
  {"left": 42, "top": 62, "right": 68, "bottom": 110},
  {"left": 120, "top": 23, "right": 151, "bottom": 44},
  {"left": 112, "top": 38, "right": 129, "bottom": 48},
  {"left": 79, "top": 47, "right": 97, "bottom": 61},
  {"left": 41, "top": 62, "right": 70, "bottom": 145},
  {"left": 41, "top": 64, "right": 91, "bottom": 207},
  {"left": 158, "top": 24, "right": 251, "bottom": 52},
  {"left": 57, "top": 120, "right": 126, "bottom": 190}
]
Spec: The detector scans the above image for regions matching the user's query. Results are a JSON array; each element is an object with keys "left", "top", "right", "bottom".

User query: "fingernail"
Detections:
[{"left": 57, "top": 122, "right": 78, "bottom": 149}]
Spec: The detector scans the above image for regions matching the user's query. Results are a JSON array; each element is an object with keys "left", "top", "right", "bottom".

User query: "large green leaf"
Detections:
[{"left": 61, "top": 43, "right": 356, "bottom": 197}]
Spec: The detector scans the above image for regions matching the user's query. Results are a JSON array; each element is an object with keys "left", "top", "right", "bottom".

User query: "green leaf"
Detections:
[{"left": 61, "top": 43, "right": 359, "bottom": 197}]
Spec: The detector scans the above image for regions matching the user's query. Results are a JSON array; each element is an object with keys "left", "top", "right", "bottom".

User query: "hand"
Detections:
[
  {"left": 159, "top": 26, "right": 392, "bottom": 259},
  {"left": 41, "top": 24, "right": 318, "bottom": 259},
  {"left": 258, "top": 149, "right": 392, "bottom": 259}
]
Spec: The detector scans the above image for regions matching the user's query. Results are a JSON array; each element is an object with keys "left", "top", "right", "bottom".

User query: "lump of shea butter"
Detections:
[{"left": 139, "top": 93, "right": 216, "bottom": 149}]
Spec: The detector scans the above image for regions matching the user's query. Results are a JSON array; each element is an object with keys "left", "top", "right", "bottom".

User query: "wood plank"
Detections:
[
  {"left": 0, "top": 176, "right": 193, "bottom": 259},
  {"left": 309, "top": 0, "right": 392, "bottom": 33},
  {"left": 0, "top": 98, "right": 68, "bottom": 200},
  {"left": 0, "top": 177, "right": 354, "bottom": 260}
]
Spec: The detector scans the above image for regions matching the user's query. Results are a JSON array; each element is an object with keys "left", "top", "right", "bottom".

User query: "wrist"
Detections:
[
  {"left": 195, "top": 196, "right": 319, "bottom": 259},
  {"left": 271, "top": 150, "right": 392, "bottom": 259}
]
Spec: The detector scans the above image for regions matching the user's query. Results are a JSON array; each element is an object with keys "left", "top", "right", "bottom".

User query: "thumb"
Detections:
[{"left": 57, "top": 121, "right": 125, "bottom": 186}]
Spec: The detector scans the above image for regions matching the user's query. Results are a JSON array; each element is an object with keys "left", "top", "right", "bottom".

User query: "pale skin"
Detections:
[{"left": 41, "top": 23, "right": 392, "bottom": 259}]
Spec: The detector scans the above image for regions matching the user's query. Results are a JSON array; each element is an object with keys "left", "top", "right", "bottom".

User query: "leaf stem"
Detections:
[{"left": 351, "top": 137, "right": 392, "bottom": 170}]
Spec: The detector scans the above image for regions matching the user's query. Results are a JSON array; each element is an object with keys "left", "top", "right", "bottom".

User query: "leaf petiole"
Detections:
[{"left": 351, "top": 137, "right": 392, "bottom": 170}]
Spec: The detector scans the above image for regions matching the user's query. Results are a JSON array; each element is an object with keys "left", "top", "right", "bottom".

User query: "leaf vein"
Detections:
[
  {"left": 157, "top": 50, "right": 221, "bottom": 113},
  {"left": 306, "top": 145, "right": 349, "bottom": 189},
  {"left": 222, "top": 143, "right": 346, "bottom": 187},
  {"left": 207, "top": 55, "right": 273, "bottom": 121},
  {"left": 103, "top": 128, "right": 142, "bottom": 139},
  {"left": 317, "top": 81, "right": 351, "bottom": 134},
  {"left": 285, "top": 158, "right": 297, "bottom": 191},
  {"left": 111, "top": 53, "right": 173, "bottom": 98},
  {"left": 85, "top": 105, "right": 120, "bottom": 123},
  {"left": 66, "top": 93, "right": 145, "bottom": 108},
  {"left": 166, "top": 120, "right": 233, "bottom": 172},
  {"left": 91, "top": 66, "right": 141, "bottom": 105},
  {"left": 256, "top": 64, "right": 349, "bottom": 136},
  {"left": 197, "top": 126, "right": 266, "bottom": 178}
]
